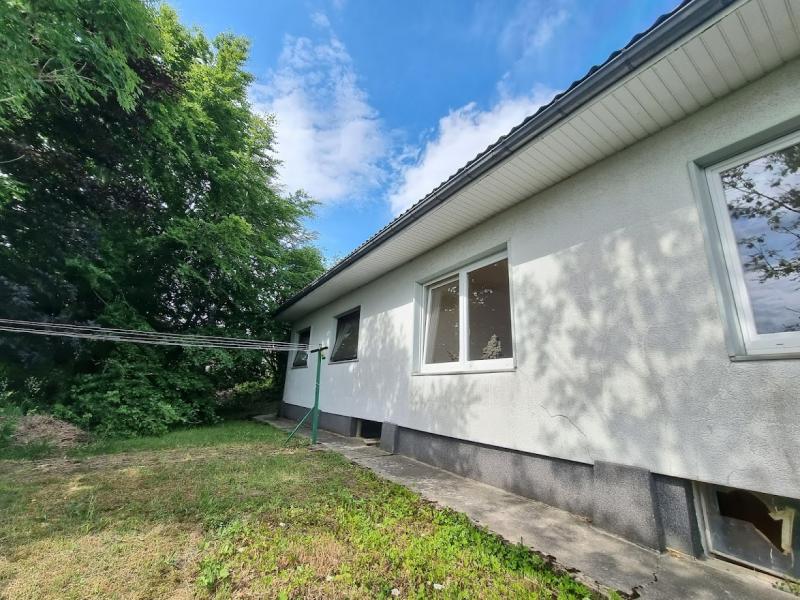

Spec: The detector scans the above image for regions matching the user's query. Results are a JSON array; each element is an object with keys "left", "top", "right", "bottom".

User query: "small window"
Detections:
[
  {"left": 292, "top": 328, "right": 310, "bottom": 368},
  {"left": 331, "top": 308, "right": 360, "bottom": 362},
  {"left": 421, "top": 253, "right": 514, "bottom": 372},
  {"left": 699, "top": 484, "right": 800, "bottom": 579},
  {"left": 706, "top": 131, "right": 800, "bottom": 357}
]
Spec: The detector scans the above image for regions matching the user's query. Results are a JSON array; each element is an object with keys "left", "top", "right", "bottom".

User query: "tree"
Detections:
[{"left": 0, "top": 1, "right": 324, "bottom": 435}]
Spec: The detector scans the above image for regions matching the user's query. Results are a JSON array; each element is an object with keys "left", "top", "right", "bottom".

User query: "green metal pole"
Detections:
[
  {"left": 311, "top": 345, "right": 323, "bottom": 445},
  {"left": 283, "top": 407, "right": 313, "bottom": 446}
]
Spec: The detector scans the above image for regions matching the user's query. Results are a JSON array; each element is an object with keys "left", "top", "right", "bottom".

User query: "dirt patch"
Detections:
[
  {"left": 11, "top": 415, "right": 89, "bottom": 448},
  {"left": 0, "top": 525, "right": 202, "bottom": 600}
]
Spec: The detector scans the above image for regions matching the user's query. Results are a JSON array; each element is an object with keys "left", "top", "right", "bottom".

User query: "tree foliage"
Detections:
[{"left": 0, "top": 1, "right": 324, "bottom": 435}]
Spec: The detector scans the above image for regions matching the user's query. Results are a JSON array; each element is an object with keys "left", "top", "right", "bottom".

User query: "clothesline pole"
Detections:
[{"left": 309, "top": 344, "right": 328, "bottom": 445}]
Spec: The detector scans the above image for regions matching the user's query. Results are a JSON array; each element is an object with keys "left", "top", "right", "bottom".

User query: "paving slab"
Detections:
[{"left": 258, "top": 416, "right": 789, "bottom": 599}]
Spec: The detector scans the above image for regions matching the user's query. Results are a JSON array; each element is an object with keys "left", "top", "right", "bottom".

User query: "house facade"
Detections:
[{"left": 278, "top": 0, "right": 800, "bottom": 580}]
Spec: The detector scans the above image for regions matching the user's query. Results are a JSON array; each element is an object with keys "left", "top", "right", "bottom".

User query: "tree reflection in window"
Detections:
[{"left": 721, "top": 142, "right": 800, "bottom": 334}]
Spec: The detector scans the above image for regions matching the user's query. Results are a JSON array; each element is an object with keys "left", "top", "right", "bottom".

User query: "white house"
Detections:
[{"left": 277, "top": 0, "right": 800, "bottom": 580}]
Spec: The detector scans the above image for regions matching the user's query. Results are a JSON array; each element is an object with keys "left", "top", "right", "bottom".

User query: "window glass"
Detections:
[
  {"left": 468, "top": 258, "right": 513, "bottom": 360},
  {"left": 424, "top": 278, "right": 460, "bottom": 364},
  {"left": 331, "top": 309, "right": 360, "bottom": 362},
  {"left": 292, "top": 328, "right": 310, "bottom": 367},
  {"left": 719, "top": 142, "right": 800, "bottom": 334},
  {"left": 421, "top": 253, "right": 514, "bottom": 370}
]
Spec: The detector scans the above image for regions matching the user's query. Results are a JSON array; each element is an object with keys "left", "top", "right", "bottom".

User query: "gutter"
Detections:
[{"left": 276, "top": 0, "right": 735, "bottom": 318}]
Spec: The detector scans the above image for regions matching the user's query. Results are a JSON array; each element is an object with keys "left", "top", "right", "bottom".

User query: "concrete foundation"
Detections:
[
  {"left": 280, "top": 403, "right": 704, "bottom": 554},
  {"left": 388, "top": 423, "right": 703, "bottom": 555},
  {"left": 279, "top": 402, "right": 357, "bottom": 437}
]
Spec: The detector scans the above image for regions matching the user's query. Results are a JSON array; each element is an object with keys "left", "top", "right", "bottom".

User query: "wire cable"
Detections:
[{"left": 0, "top": 319, "right": 311, "bottom": 351}]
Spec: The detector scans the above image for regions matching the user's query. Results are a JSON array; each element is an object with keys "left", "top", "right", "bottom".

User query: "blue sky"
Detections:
[{"left": 171, "top": 0, "right": 678, "bottom": 261}]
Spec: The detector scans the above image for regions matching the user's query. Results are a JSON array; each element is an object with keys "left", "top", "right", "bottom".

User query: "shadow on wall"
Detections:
[
  {"left": 367, "top": 173, "right": 800, "bottom": 498},
  {"left": 353, "top": 307, "right": 485, "bottom": 445},
  {"left": 502, "top": 197, "right": 799, "bottom": 492},
  {"left": 318, "top": 162, "right": 799, "bottom": 500}
]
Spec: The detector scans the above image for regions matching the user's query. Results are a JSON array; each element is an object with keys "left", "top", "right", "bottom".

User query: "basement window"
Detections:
[
  {"left": 705, "top": 130, "right": 800, "bottom": 357},
  {"left": 421, "top": 252, "right": 514, "bottom": 373},
  {"left": 330, "top": 307, "right": 360, "bottom": 363},
  {"left": 699, "top": 484, "right": 800, "bottom": 580},
  {"left": 291, "top": 327, "right": 310, "bottom": 368},
  {"left": 358, "top": 419, "right": 382, "bottom": 439}
]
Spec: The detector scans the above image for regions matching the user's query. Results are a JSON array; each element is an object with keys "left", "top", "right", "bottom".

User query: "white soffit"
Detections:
[{"left": 279, "top": 0, "right": 800, "bottom": 321}]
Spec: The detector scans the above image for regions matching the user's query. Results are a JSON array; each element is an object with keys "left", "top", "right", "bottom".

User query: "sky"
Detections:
[{"left": 170, "top": 0, "right": 679, "bottom": 262}]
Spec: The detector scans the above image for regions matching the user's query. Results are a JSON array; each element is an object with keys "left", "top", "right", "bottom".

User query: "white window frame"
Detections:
[
  {"left": 705, "top": 129, "right": 800, "bottom": 358},
  {"left": 419, "top": 251, "right": 515, "bottom": 374}
]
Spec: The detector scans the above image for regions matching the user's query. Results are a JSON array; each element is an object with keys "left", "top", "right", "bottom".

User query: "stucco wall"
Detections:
[{"left": 283, "top": 58, "right": 800, "bottom": 500}]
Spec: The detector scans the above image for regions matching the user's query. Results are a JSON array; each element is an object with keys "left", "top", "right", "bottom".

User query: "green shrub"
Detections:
[
  {"left": 0, "top": 375, "right": 22, "bottom": 447},
  {"left": 55, "top": 345, "right": 219, "bottom": 438},
  {"left": 215, "top": 379, "right": 280, "bottom": 417}
]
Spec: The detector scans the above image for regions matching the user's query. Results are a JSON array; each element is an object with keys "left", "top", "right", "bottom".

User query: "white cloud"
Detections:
[
  {"left": 498, "top": 1, "right": 571, "bottom": 57},
  {"left": 310, "top": 11, "right": 330, "bottom": 29},
  {"left": 250, "top": 24, "right": 388, "bottom": 204},
  {"left": 251, "top": 8, "right": 562, "bottom": 219},
  {"left": 387, "top": 87, "right": 556, "bottom": 215}
]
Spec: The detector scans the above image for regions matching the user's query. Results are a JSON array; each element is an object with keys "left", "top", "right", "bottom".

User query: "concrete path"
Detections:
[{"left": 258, "top": 416, "right": 790, "bottom": 599}]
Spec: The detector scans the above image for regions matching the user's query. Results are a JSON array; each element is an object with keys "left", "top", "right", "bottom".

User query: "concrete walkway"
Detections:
[{"left": 258, "top": 416, "right": 790, "bottom": 599}]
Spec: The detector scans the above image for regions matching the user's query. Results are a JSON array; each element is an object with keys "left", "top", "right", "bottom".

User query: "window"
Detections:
[
  {"left": 331, "top": 308, "right": 360, "bottom": 362},
  {"left": 706, "top": 131, "right": 800, "bottom": 357},
  {"left": 699, "top": 484, "right": 800, "bottom": 579},
  {"left": 421, "top": 253, "right": 514, "bottom": 372},
  {"left": 292, "top": 328, "right": 310, "bottom": 368},
  {"left": 424, "top": 277, "right": 460, "bottom": 364}
]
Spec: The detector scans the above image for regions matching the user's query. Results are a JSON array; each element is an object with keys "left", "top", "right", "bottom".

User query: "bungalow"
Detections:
[{"left": 277, "top": 0, "right": 800, "bottom": 581}]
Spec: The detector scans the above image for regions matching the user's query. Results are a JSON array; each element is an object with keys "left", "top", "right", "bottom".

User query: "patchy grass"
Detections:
[
  {"left": 0, "top": 420, "right": 292, "bottom": 461},
  {"left": 0, "top": 421, "right": 595, "bottom": 599},
  {"left": 69, "top": 420, "right": 291, "bottom": 458},
  {"left": 0, "top": 440, "right": 56, "bottom": 461}
]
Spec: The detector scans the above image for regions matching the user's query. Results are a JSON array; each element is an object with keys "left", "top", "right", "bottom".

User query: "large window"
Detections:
[
  {"left": 421, "top": 253, "right": 514, "bottom": 372},
  {"left": 291, "top": 327, "right": 310, "bottom": 368},
  {"left": 330, "top": 307, "right": 360, "bottom": 363},
  {"left": 706, "top": 130, "right": 800, "bottom": 357}
]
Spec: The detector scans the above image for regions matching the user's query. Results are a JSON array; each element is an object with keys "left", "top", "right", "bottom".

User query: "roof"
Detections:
[{"left": 276, "top": 0, "right": 798, "bottom": 320}]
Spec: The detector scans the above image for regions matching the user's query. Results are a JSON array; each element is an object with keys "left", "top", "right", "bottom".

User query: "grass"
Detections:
[
  {"left": 0, "top": 420, "right": 291, "bottom": 460},
  {"left": 0, "top": 421, "right": 596, "bottom": 599}
]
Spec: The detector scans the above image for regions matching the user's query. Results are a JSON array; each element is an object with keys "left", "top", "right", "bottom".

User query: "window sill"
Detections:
[
  {"left": 729, "top": 352, "right": 800, "bottom": 362},
  {"left": 329, "top": 358, "right": 359, "bottom": 365},
  {"left": 412, "top": 366, "right": 516, "bottom": 376},
  {"left": 291, "top": 364, "right": 309, "bottom": 369}
]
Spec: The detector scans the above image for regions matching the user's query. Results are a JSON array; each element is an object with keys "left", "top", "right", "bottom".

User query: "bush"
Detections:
[
  {"left": 55, "top": 345, "right": 219, "bottom": 438},
  {"left": 0, "top": 376, "right": 22, "bottom": 447},
  {"left": 215, "top": 379, "right": 280, "bottom": 417}
]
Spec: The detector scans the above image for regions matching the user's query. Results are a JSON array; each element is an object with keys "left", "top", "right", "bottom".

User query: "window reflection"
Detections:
[
  {"left": 721, "top": 142, "right": 800, "bottom": 334},
  {"left": 425, "top": 279, "right": 459, "bottom": 363},
  {"left": 331, "top": 309, "right": 360, "bottom": 362},
  {"left": 292, "top": 328, "right": 310, "bottom": 367}
]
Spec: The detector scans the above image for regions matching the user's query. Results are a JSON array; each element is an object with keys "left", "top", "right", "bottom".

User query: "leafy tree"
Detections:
[{"left": 0, "top": 1, "right": 323, "bottom": 435}]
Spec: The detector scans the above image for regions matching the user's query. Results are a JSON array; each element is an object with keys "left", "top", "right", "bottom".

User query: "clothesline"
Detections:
[{"left": 0, "top": 318, "right": 310, "bottom": 351}]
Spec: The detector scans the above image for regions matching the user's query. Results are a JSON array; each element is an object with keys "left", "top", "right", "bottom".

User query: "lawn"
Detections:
[{"left": 0, "top": 421, "right": 596, "bottom": 599}]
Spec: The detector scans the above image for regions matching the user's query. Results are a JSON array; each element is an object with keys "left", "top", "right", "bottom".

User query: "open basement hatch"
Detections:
[{"left": 699, "top": 484, "right": 800, "bottom": 580}]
